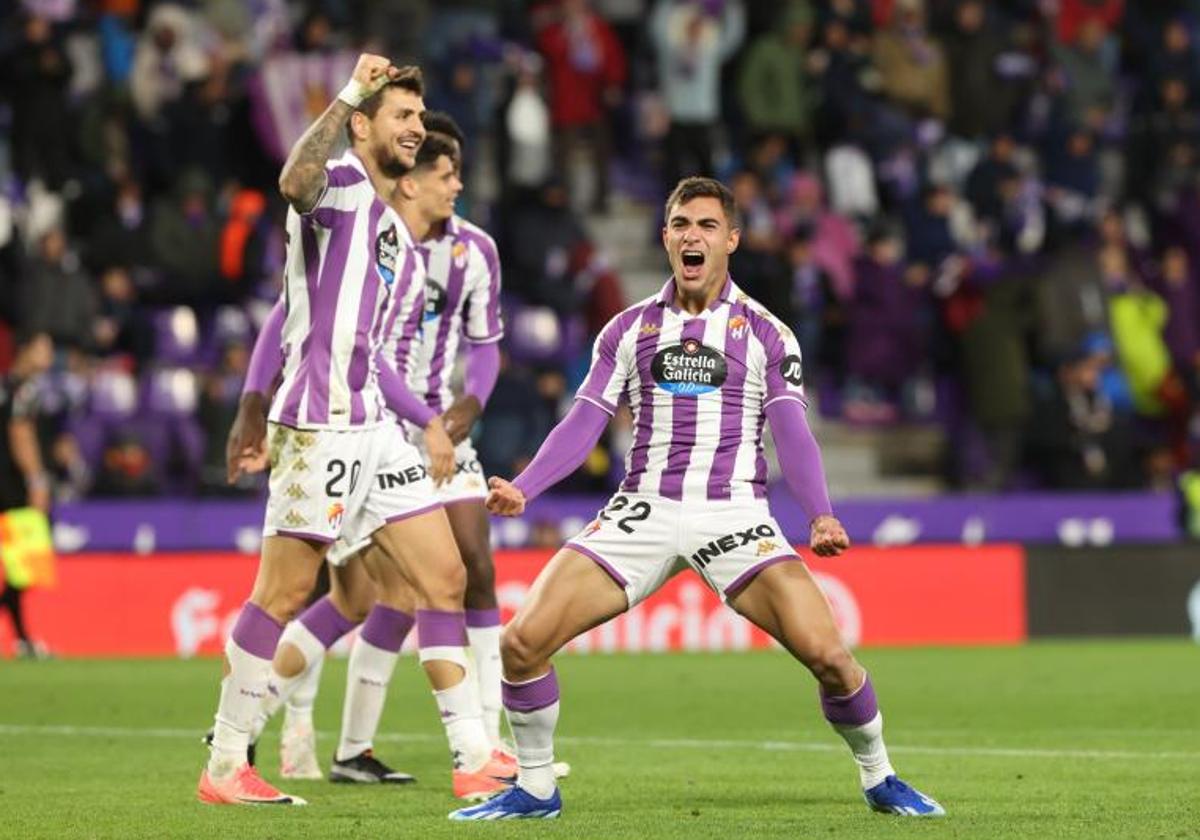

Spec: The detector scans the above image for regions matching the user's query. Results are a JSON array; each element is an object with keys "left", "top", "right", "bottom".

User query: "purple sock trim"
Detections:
[
  {"left": 502, "top": 668, "right": 559, "bottom": 713},
  {"left": 231, "top": 602, "right": 284, "bottom": 660},
  {"left": 821, "top": 674, "right": 879, "bottom": 726},
  {"left": 297, "top": 595, "right": 357, "bottom": 649},
  {"left": 416, "top": 609, "right": 468, "bottom": 648},
  {"left": 465, "top": 607, "right": 501, "bottom": 628},
  {"left": 359, "top": 604, "right": 415, "bottom": 653}
]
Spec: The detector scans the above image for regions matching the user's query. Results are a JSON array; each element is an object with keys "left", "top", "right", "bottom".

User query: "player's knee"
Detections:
[
  {"left": 258, "top": 583, "right": 314, "bottom": 624},
  {"left": 806, "top": 645, "right": 858, "bottom": 691},
  {"left": 500, "top": 623, "right": 544, "bottom": 678},
  {"left": 420, "top": 560, "right": 467, "bottom": 611},
  {"left": 331, "top": 589, "right": 372, "bottom": 624},
  {"left": 461, "top": 546, "right": 496, "bottom": 605}
]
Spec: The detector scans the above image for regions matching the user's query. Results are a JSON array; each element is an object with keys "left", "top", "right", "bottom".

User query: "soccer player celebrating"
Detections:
[
  {"left": 224, "top": 127, "right": 515, "bottom": 799},
  {"left": 199, "top": 56, "right": 487, "bottom": 806},
  {"left": 450, "top": 178, "right": 945, "bottom": 820}
]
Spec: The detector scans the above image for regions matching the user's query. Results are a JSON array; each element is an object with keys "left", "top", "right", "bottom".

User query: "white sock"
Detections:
[
  {"left": 434, "top": 674, "right": 492, "bottom": 772},
  {"left": 336, "top": 637, "right": 399, "bottom": 761},
  {"left": 209, "top": 639, "right": 273, "bottom": 777},
  {"left": 284, "top": 652, "right": 325, "bottom": 731},
  {"left": 832, "top": 712, "right": 895, "bottom": 790},
  {"left": 467, "top": 625, "right": 503, "bottom": 747},
  {"left": 508, "top": 702, "right": 559, "bottom": 800},
  {"left": 252, "top": 621, "right": 325, "bottom": 740}
]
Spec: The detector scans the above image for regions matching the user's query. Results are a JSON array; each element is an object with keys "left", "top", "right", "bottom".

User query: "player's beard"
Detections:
[{"left": 378, "top": 147, "right": 408, "bottom": 179}]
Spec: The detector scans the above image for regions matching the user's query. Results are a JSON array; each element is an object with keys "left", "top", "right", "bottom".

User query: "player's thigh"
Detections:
[
  {"left": 249, "top": 535, "right": 328, "bottom": 621},
  {"left": 371, "top": 508, "right": 465, "bottom": 607},
  {"left": 328, "top": 555, "right": 378, "bottom": 623},
  {"left": 728, "top": 559, "right": 849, "bottom": 667},
  {"left": 445, "top": 500, "right": 493, "bottom": 580},
  {"left": 504, "top": 547, "right": 629, "bottom": 670},
  {"left": 358, "top": 542, "right": 418, "bottom": 614}
]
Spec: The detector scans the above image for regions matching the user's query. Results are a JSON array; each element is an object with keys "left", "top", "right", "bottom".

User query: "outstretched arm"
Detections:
[
  {"left": 277, "top": 53, "right": 398, "bottom": 212},
  {"left": 486, "top": 400, "right": 610, "bottom": 516},
  {"left": 765, "top": 399, "right": 849, "bottom": 557}
]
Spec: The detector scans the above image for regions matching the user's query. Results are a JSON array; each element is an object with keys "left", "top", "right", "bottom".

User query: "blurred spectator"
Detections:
[
  {"left": 943, "top": 0, "right": 1028, "bottom": 142},
  {"left": 129, "top": 4, "right": 210, "bottom": 123},
  {"left": 501, "top": 179, "right": 590, "bottom": 316},
  {"left": 91, "top": 430, "right": 161, "bottom": 497},
  {"left": 197, "top": 339, "right": 254, "bottom": 495},
  {"left": 1028, "top": 340, "right": 1139, "bottom": 489},
  {"left": 1050, "top": 17, "right": 1117, "bottom": 130},
  {"left": 147, "top": 169, "right": 222, "bottom": 306},
  {"left": 86, "top": 179, "right": 155, "bottom": 278},
  {"left": 536, "top": 0, "right": 628, "bottom": 213},
  {"left": 872, "top": 0, "right": 949, "bottom": 123},
  {"left": 727, "top": 169, "right": 790, "bottom": 320},
  {"left": 845, "top": 225, "right": 929, "bottom": 422},
  {"left": 498, "top": 53, "right": 554, "bottom": 197},
  {"left": 93, "top": 265, "right": 152, "bottom": 361},
  {"left": 736, "top": 1, "right": 816, "bottom": 153},
  {"left": 20, "top": 228, "right": 98, "bottom": 352},
  {"left": 651, "top": 0, "right": 745, "bottom": 187},
  {"left": 5, "top": 12, "right": 74, "bottom": 190},
  {"left": 1108, "top": 274, "right": 1171, "bottom": 418}
]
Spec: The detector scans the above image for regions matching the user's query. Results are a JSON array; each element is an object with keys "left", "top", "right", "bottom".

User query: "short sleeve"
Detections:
[
  {"left": 463, "top": 234, "right": 504, "bottom": 344},
  {"left": 304, "top": 162, "right": 370, "bottom": 228},
  {"left": 575, "top": 310, "right": 636, "bottom": 415},
  {"left": 759, "top": 317, "right": 807, "bottom": 409}
]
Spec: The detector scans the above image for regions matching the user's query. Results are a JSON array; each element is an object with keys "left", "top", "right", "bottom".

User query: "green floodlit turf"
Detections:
[{"left": 1, "top": 641, "right": 1198, "bottom": 839}]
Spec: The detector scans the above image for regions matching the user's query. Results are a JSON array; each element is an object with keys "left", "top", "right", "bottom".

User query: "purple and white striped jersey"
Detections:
[
  {"left": 408, "top": 215, "right": 504, "bottom": 412},
  {"left": 576, "top": 277, "right": 807, "bottom": 502},
  {"left": 269, "top": 150, "right": 423, "bottom": 429}
]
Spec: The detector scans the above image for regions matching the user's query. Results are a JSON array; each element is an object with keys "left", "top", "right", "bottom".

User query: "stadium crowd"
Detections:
[{"left": 0, "top": 0, "right": 1199, "bottom": 500}]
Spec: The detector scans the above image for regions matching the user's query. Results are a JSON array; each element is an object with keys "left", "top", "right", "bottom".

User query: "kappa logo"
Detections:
[
  {"left": 292, "top": 431, "right": 316, "bottom": 450},
  {"left": 327, "top": 502, "right": 345, "bottom": 530},
  {"left": 639, "top": 322, "right": 660, "bottom": 336},
  {"left": 756, "top": 539, "right": 781, "bottom": 556},
  {"left": 779, "top": 355, "right": 804, "bottom": 387},
  {"left": 284, "top": 483, "right": 308, "bottom": 500},
  {"left": 293, "top": 457, "right": 310, "bottom": 472},
  {"left": 728, "top": 315, "right": 748, "bottom": 339},
  {"left": 284, "top": 510, "right": 308, "bottom": 527},
  {"left": 452, "top": 241, "right": 469, "bottom": 270}
]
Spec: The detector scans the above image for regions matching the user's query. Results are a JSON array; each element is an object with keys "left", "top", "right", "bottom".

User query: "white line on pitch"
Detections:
[{"left": 0, "top": 723, "right": 1195, "bottom": 762}]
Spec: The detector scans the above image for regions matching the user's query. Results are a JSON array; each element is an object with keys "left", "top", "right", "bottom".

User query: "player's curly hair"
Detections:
[
  {"left": 412, "top": 131, "right": 460, "bottom": 172},
  {"left": 664, "top": 176, "right": 740, "bottom": 228}
]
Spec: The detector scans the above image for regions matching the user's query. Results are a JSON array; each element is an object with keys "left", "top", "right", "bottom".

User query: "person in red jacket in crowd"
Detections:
[{"left": 535, "top": 0, "right": 627, "bottom": 213}]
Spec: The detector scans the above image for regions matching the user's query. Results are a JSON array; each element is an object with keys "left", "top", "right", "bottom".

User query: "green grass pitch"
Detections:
[{"left": 1, "top": 641, "right": 1197, "bottom": 839}]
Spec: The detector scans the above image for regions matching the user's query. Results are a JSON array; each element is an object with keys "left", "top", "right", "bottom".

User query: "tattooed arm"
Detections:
[{"left": 277, "top": 53, "right": 399, "bottom": 213}]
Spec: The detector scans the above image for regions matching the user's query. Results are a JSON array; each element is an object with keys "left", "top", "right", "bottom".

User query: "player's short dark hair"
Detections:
[
  {"left": 344, "top": 65, "right": 424, "bottom": 142},
  {"left": 422, "top": 111, "right": 466, "bottom": 149},
  {"left": 664, "top": 176, "right": 740, "bottom": 228},
  {"left": 412, "top": 132, "right": 460, "bottom": 172}
]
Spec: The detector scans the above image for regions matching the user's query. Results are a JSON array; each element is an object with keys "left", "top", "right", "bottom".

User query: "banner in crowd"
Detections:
[
  {"left": 5, "top": 546, "right": 1026, "bottom": 657},
  {"left": 49, "top": 492, "right": 1180, "bottom": 554}
]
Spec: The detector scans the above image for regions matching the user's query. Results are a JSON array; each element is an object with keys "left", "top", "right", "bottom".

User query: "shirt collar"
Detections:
[{"left": 657, "top": 274, "right": 736, "bottom": 312}]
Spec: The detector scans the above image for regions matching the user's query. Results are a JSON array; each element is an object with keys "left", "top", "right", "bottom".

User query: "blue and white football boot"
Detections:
[
  {"left": 863, "top": 776, "right": 945, "bottom": 817},
  {"left": 448, "top": 785, "right": 562, "bottom": 821}
]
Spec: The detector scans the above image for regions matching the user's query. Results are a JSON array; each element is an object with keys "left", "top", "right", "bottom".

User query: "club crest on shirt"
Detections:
[
  {"left": 452, "top": 241, "right": 469, "bottom": 270},
  {"left": 424, "top": 279, "right": 448, "bottom": 322},
  {"left": 375, "top": 226, "right": 399, "bottom": 286},
  {"left": 728, "top": 315, "right": 748, "bottom": 340},
  {"left": 650, "top": 338, "right": 728, "bottom": 395}
]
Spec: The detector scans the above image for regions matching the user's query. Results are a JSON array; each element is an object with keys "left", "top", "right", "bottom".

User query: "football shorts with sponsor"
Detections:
[
  {"left": 263, "top": 423, "right": 440, "bottom": 563},
  {"left": 564, "top": 493, "right": 798, "bottom": 607},
  {"left": 404, "top": 429, "right": 488, "bottom": 504}
]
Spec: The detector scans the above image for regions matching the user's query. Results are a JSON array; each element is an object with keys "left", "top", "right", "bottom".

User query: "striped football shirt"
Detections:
[
  {"left": 409, "top": 215, "right": 504, "bottom": 412},
  {"left": 576, "top": 276, "right": 807, "bottom": 501},
  {"left": 269, "top": 150, "right": 422, "bottom": 429}
]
